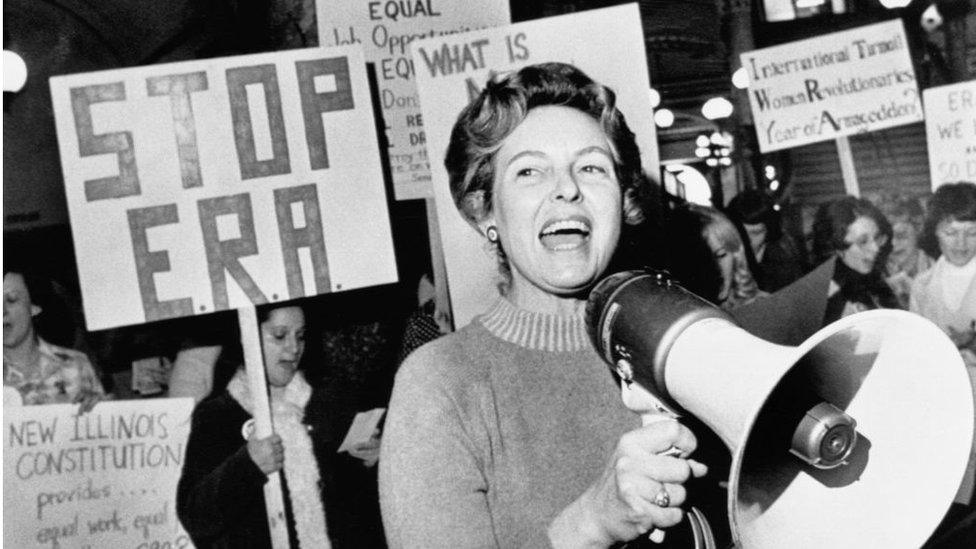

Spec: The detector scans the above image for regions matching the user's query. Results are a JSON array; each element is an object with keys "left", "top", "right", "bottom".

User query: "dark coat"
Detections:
[
  {"left": 177, "top": 384, "right": 386, "bottom": 549},
  {"left": 176, "top": 392, "right": 288, "bottom": 549}
]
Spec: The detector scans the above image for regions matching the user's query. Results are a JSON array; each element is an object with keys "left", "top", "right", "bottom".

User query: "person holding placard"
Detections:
[
  {"left": 812, "top": 196, "right": 901, "bottom": 326},
  {"left": 177, "top": 302, "right": 331, "bottom": 548},
  {"left": 3, "top": 265, "right": 106, "bottom": 409},
  {"left": 379, "top": 63, "right": 709, "bottom": 548}
]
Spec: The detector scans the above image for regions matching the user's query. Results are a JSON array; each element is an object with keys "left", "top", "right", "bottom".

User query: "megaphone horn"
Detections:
[{"left": 586, "top": 270, "right": 974, "bottom": 549}]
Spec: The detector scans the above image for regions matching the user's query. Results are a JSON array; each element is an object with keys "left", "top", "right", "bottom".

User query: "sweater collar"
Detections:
[{"left": 477, "top": 297, "right": 592, "bottom": 352}]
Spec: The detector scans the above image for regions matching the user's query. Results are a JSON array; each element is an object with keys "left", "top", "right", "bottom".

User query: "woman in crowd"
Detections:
[
  {"left": 177, "top": 302, "right": 332, "bottom": 548},
  {"left": 379, "top": 63, "right": 708, "bottom": 548},
  {"left": 688, "top": 204, "right": 765, "bottom": 309},
  {"left": 726, "top": 188, "right": 807, "bottom": 292},
  {"left": 878, "top": 194, "right": 934, "bottom": 308},
  {"left": 3, "top": 266, "right": 106, "bottom": 408},
  {"left": 910, "top": 182, "right": 976, "bottom": 367},
  {"left": 812, "top": 196, "right": 900, "bottom": 325}
]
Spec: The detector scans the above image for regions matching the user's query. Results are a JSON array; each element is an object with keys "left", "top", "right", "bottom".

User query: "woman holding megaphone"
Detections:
[{"left": 379, "top": 63, "right": 709, "bottom": 548}]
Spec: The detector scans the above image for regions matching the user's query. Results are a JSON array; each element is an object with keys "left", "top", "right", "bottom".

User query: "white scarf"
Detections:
[{"left": 227, "top": 369, "right": 331, "bottom": 549}]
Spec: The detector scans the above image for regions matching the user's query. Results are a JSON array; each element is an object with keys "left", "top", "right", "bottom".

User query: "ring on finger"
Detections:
[{"left": 653, "top": 487, "right": 670, "bottom": 508}]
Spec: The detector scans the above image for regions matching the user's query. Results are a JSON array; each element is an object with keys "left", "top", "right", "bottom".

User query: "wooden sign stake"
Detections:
[
  {"left": 835, "top": 136, "right": 860, "bottom": 198},
  {"left": 239, "top": 306, "right": 290, "bottom": 549}
]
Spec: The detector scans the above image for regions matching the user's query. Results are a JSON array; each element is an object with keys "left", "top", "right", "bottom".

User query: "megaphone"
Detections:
[{"left": 586, "top": 270, "right": 974, "bottom": 548}]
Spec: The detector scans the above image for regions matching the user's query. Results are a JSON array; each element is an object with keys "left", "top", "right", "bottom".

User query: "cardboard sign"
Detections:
[
  {"left": 742, "top": 19, "right": 921, "bottom": 153},
  {"left": 50, "top": 46, "right": 397, "bottom": 331},
  {"left": 3, "top": 399, "right": 195, "bottom": 549},
  {"left": 411, "top": 4, "right": 659, "bottom": 326},
  {"left": 924, "top": 80, "right": 976, "bottom": 190},
  {"left": 318, "top": 0, "right": 510, "bottom": 200}
]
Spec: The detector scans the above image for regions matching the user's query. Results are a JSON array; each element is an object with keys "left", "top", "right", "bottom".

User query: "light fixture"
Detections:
[
  {"left": 764, "top": 165, "right": 777, "bottom": 179},
  {"left": 732, "top": 67, "right": 749, "bottom": 89},
  {"left": 649, "top": 88, "right": 661, "bottom": 109},
  {"left": 702, "top": 97, "right": 733, "bottom": 120},
  {"left": 770, "top": 179, "right": 780, "bottom": 191},
  {"left": 879, "top": 0, "right": 912, "bottom": 8},
  {"left": 654, "top": 108, "right": 674, "bottom": 128},
  {"left": 3, "top": 50, "right": 28, "bottom": 93},
  {"left": 921, "top": 4, "right": 942, "bottom": 33},
  {"left": 696, "top": 135, "right": 710, "bottom": 148}
]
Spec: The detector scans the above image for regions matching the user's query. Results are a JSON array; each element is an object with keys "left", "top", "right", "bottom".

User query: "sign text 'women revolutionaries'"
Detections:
[{"left": 742, "top": 19, "right": 922, "bottom": 153}]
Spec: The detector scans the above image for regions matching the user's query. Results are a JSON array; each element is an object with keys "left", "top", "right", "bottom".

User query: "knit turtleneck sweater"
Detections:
[{"left": 379, "top": 297, "right": 639, "bottom": 548}]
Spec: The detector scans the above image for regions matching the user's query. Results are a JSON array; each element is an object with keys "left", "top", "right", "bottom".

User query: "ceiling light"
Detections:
[
  {"left": 654, "top": 108, "right": 674, "bottom": 128},
  {"left": 702, "top": 97, "right": 733, "bottom": 120},
  {"left": 649, "top": 88, "right": 661, "bottom": 109},
  {"left": 3, "top": 51, "right": 28, "bottom": 93},
  {"left": 732, "top": 67, "right": 749, "bottom": 89}
]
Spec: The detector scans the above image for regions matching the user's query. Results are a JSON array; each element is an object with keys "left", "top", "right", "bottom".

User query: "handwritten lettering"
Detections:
[
  {"left": 417, "top": 39, "right": 490, "bottom": 77},
  {"left": 9, "top": 419, "right": 58, "bottom": 447},
  {"left": 368, "top": 0, "right": 441, "bottom": 22},
  {"left": 70, "top": 83, "right": 141, "bottom": 201}
]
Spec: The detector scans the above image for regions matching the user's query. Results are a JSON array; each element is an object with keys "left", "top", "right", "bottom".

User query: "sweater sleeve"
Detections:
[
  {"left": 379, "top": 344, "right": 500, "bottom": 548},
  {"left": 176, "top": 397, "right": 269, "bottom": 544}
]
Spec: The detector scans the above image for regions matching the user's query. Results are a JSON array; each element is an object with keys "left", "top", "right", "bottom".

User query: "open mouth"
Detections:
[{"left": 539, "top": 217, "right": 591, "bottom": 251}]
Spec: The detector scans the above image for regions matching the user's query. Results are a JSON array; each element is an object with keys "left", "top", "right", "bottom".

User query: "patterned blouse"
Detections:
[{"left": 3, "top": 338, "right": 106, "bottom": 406}]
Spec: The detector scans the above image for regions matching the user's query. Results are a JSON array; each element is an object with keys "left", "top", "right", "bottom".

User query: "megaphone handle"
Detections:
[{"left": 640, "top": 413, "right": 682, "bottom": 544}]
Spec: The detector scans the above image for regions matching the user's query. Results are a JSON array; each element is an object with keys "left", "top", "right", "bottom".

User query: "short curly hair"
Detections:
[
  {"left": 918, "top": 182, "right": 976, "bottom": 258},
  {"left": 444, "top": 62, "right": 646, "bottom": 229}
]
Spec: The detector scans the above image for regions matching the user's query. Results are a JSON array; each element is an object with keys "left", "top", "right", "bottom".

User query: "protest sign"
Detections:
[
  {"left": 411, "top": 4, "right": 659, "bottom": 326},
  {"left": 924, "top": 80, "right": 976, "bottom": 190},
  {"left": 50, "top": 46, "right": 397, "bottom": 331},
  {"left": 742, "top": 19, "right": 921, "bottom": 153},
  {"left": 4, "top": 399, "right": 194, "bottom": 549},
  {"left": 318, "top": 0, "right": 510, "bottom": 200}
]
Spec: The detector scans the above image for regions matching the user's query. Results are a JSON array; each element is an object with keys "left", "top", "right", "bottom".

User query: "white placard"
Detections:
[
  {"left": 337, "top": 407, "right": 386, "bottom": 453},
  {"left": 50, "top": 46, "right": 398, "bottom": 331},
  {"left": 318, "top": 0, "right": 511, "bottom": 200},
  {"left": 411, "top": 4, "right": 659, "bottom": 326},
  {"left": 742, "top": 19, "right": 922, "bottom": 153},
  {"left": 3, "top": 399, "right": 195, "bottom": 549},
  {"left": 924, "top": 80, "right": 976, "bottom": 190}
]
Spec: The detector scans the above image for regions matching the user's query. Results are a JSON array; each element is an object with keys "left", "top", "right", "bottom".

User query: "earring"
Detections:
[{"left": 486, "top": 225, "right": 499, "bottom": 243}]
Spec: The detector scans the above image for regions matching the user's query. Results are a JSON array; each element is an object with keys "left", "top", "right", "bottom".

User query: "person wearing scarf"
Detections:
[
  {"left": 812, "top": 196, "right": 900, "bottom": 326},
  {"left": 177, "top": 303, "right": 329, "bottom": 548}
]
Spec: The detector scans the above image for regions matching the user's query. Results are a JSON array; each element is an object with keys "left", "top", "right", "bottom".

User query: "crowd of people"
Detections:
[{"left": 4, "top": 62, "right": 975, "bottom": 548}]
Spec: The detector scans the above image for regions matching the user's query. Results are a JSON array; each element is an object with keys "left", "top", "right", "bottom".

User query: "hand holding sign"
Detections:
[{"left": 248, "top": 433, "right": 285, "bottom": 475}]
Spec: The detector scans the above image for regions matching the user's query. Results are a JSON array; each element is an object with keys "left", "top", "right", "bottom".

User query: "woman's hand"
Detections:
[
  {"left": 73, "top": 390, "right": 105, "bottom": 415},
  {"left": 247, "top": 433, "right": 284, "bottom": 475},
  {"left": 349, "top": 431, "right": 381, "bottom": 467},
  {"left": 548, "top": 419, "right": 708, "bottom": 548}
]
